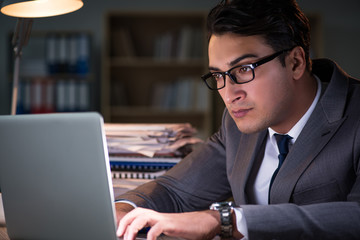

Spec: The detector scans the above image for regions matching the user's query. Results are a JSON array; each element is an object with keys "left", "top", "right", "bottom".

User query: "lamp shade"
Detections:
[{"left": 1, "top": 0, "right": 83, "bottom": 18}]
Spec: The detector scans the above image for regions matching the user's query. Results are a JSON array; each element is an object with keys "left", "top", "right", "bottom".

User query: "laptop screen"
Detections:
[{"left": 0, "top": 112, "right": 118, "bottom": 239}]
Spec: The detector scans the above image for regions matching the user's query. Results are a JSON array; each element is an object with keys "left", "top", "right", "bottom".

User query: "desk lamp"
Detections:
[{"left": 1, "top": 0, "right": 84, "bottom": 115}]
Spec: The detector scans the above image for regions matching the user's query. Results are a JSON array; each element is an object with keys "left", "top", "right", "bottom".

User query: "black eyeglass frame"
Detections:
[{"left": 201, "top": 47, "right": 295, "bottom": 90}]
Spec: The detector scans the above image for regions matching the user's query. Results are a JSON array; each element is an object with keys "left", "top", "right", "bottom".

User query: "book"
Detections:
[
  {"left": 112, "top": 28, "right": 136, "bottom": 57},
  {"left": 105, "top": 123, "right": 201, "bottom": 180},
  {"left": 111, "top": 170, "right": 167, "bottom": 180},
  {"left": 109, "top": 155, "right": 181, "bottom": 171}
]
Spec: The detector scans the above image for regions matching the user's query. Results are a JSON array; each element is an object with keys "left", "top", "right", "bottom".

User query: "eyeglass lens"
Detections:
[{"left": 206, "top": 65, "right": 254, "bottom": 90}]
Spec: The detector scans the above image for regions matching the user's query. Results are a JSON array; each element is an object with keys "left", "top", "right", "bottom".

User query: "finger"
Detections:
[
  {"left": 124, "top": 215, "right": 149, "bottom": 240},
  {"left": 117, "top": 215, "right": 130, "bottom": 237},
  {"left": 117, "top": 208, "right": 151, "bottom": 237},
  {"left": 115, "top": 202, "right": 135, "bottom": 226},
  {"left": 146, "top": 223, "right": 164, "bottom": 240},
  {"left": 117, "top": 208, "right": 140, "bottom": 237}
]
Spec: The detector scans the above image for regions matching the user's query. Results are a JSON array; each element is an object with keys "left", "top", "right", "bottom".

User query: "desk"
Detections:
[
  {"left": 0, "top": 227, "right": 193, "bottom": 240},
  {"left": 0, "top": 183, "right": 191, "bottom": 240},
  {"left": 0, "top": 227, "right": 9, "bottom": 240}
]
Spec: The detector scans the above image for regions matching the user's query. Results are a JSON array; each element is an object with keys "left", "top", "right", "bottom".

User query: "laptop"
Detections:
[{"left": 0, "top": 112, "right": 119, "bottom": 239}]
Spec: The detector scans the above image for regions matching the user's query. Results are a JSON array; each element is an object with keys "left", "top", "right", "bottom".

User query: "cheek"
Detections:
[
  {"left": 256, "top": 83, "right": 282, "bottom": 106},
  {"left": 251, "top": 73, "right": 293, "bottom": 114}
]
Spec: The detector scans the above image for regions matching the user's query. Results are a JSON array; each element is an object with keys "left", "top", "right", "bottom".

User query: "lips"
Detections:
[{"left": 232, "top": 108, "right": 251, "bottom": 118}]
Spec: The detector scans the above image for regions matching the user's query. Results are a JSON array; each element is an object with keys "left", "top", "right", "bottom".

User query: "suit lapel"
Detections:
[
  {"left": 270, "top": 59, "right": 350, "bottom": 203},
  {"left": 231, "top": 130, "right": 267, "bottom": 204},
  {"left": 269, "top": 111, "right": 346, "bottom": 203}
]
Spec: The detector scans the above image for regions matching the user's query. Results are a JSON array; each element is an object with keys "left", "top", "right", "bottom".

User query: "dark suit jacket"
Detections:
[{"left": 119, "top": 59, "right": 360, "bottom": 239}]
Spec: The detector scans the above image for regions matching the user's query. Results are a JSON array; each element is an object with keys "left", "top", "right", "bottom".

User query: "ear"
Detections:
[{"left": 288, "top": 46, "right": 306, "bottom": 80}]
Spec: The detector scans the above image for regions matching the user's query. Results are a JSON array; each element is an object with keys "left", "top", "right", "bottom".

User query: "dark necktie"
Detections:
[{"left": 268, "top": 134, "right": 292, "bottom": 201}]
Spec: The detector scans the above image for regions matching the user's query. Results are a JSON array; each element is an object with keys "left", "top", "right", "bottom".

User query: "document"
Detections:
[{"left": 105, "top": 123, "right": 202, "bottom": 158}]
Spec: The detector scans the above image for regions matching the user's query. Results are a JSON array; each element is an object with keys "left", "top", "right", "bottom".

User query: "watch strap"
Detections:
[{"left": 210, "top": 202, "right": 234, "bottom": 239}]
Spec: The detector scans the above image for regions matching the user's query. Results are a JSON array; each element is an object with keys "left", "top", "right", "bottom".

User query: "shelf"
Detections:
[
  {"left": 15, "top": 73, "right": 94, "bottom": 80},
  {"left": 110, "top": 57, "right": 205, "bottom": 68},
  {"left": 101, "top": 11, "right": 212, "bottom": 138},
  {"left": 111, "top": 106, "right": 207, "bottom": 116}
]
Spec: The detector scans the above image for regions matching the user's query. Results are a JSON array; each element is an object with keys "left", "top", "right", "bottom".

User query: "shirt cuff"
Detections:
[
  {"left": 115, "top": 199, "right": 138, "bottom": 209},
  {"left": 234, "top": 207, "right": 249, "bottom": 240}
]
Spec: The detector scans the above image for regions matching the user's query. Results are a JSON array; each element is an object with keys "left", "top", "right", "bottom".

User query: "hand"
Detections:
[
  {"left": 117, "top": 207, "right": 221, "bottom": 240},
  {"left": 115, "top": 202, "right": 136, "bottom": 227}
]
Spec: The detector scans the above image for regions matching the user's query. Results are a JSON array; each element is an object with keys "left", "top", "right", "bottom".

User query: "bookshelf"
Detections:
[
  {"left": 7, "top": 31, "right": 94, "bottom": 114},
  {"left": 101, "top": 11, "right": 216, "bottom": 138},
  {"left": 101, "top": 12, "right": 323, "bottom": 138}
]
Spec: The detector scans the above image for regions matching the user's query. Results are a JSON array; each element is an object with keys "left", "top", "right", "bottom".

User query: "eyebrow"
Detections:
[{"left": 208, "top": 53, "right": 258, "bottom": 72}]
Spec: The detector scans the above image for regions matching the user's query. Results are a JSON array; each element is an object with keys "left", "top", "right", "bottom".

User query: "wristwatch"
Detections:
[{"left": 210, "top": 201, "right": 234, "bottom": 239}]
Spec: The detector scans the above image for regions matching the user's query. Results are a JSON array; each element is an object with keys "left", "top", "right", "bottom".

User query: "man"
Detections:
[{"left": 115, "top": 0, "right": 360, "bottom": 239}]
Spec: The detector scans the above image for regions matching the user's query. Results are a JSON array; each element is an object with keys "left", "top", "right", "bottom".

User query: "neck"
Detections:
[{"left": 272, "top": 72, "right": 318, "bottom": 134}]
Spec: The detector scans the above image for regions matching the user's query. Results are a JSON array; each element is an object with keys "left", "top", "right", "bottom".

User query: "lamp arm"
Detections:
[
  {"left": 12, "top": 18, "right": 33, "bottom": 57},
  {"left": 10, "top": 18, "right": 33, "bottom": 115}
]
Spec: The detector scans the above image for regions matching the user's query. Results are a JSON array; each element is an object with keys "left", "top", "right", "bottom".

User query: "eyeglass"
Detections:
[{"left": 201, "top": 47, "right": 294, "bottom": 90}]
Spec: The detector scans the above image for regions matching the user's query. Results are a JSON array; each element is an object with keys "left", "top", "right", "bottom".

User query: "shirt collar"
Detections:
[{"left": 268, "top": 75, "right": 322, "bottom": 144}]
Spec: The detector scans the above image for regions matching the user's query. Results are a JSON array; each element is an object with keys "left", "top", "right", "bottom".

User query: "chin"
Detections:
[{"left": 235, "top": 122, "right": 267, "bottom": 134}]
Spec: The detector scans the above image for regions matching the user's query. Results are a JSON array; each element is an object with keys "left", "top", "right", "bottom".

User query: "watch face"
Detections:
[{"left": 210, "top": 201, "right": 234, "bottom": 210}]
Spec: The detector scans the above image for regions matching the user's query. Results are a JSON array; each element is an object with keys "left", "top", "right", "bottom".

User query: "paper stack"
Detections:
[{"left": 104, "top": 123, "right": 203, "bottom": 181}]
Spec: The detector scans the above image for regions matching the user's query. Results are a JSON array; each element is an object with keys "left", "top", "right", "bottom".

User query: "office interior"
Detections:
[{"left": 0, "top": 0, "right": 359, "bottom": 139}]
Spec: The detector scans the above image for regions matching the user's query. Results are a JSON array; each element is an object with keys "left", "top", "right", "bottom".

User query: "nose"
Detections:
[{"left": 221, "top": 75, "right": 244, "bottom": 104}]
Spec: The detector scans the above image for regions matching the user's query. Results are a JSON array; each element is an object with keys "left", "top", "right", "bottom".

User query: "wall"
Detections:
[
  {"left": 298, "top": 0, "right": 360, "bottom": 75},
  {"left": 0, "top": 0, "right": 359, "bottom": 115}
]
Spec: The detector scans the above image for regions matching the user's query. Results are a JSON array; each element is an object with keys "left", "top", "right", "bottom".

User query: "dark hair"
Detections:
[{"left": 207, "top": 0, "right": 312, "bottom": 70}]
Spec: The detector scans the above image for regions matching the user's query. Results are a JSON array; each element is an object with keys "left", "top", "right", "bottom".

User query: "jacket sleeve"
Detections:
[
  {"left": 242, "top": 201, "right": 360, "bottom": 239},
  {"left": 116, "top": 109, "right": 234, "bottom": 213}
]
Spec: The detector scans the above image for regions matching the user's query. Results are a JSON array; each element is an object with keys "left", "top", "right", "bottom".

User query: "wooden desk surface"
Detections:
[
  {"left": 0, "top": 183, "right": 182, "bottom": 240},
  {"left": 0, "top": 227, "right": 189, "bottom": 240},
  {"left": 0, "top": 227, "right": 9, "bottom": 240}
]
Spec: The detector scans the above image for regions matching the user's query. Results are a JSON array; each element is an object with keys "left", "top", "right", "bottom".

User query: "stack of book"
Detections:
[{"left": 104, "top": 123, "right": 202, "bottom": 181}]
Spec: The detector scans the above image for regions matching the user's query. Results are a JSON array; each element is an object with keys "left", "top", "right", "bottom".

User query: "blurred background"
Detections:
[{"left": 0, "top": 0, "right": 359, "bottom": 138}]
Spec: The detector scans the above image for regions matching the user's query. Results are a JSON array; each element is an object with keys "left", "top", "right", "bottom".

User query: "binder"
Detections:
[{"left": 111, "top": 170, "right": 167, "bottom": 180}]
